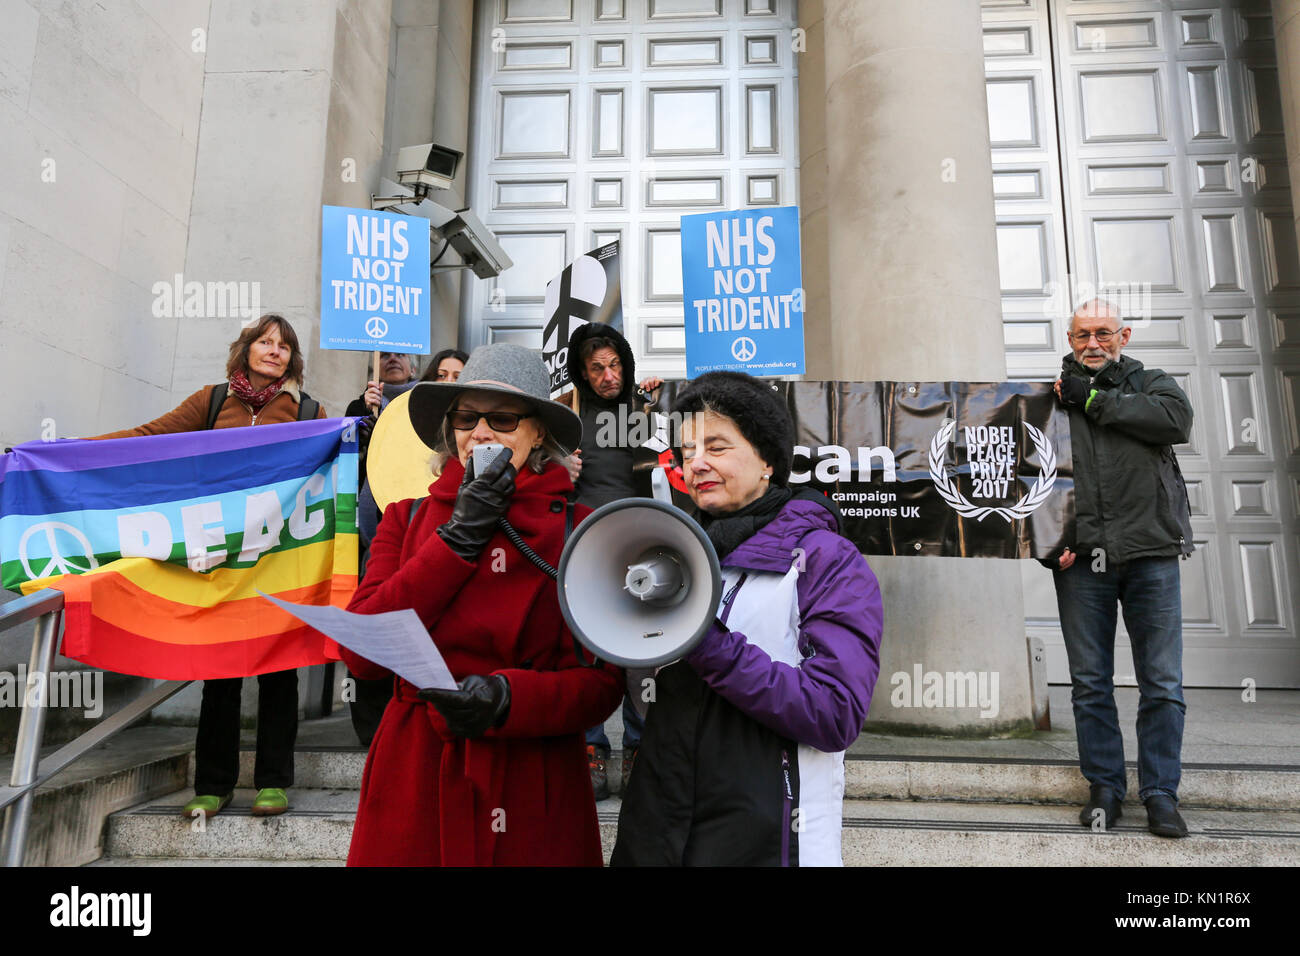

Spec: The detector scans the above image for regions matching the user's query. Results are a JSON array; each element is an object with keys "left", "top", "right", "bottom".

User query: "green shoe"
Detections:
[
  {"left": 182, "top": 793, "right": 232, "bottom": 819},
  {"left": 251, "top": 787, "right": 289, "bottom": 817}
]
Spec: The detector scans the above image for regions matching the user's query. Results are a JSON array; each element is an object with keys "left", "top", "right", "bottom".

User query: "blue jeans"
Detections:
[
  {"left": 587, "top": 697, "right": 643, "bottom": 750},
  {"left": 1053, "top": 556, "right": 1185, "bottom": 802}
]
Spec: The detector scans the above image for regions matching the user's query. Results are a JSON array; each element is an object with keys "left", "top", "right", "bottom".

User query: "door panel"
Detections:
[
  {"left": 465, "top": 0, "right": 800, "bottom": 382},
  {"left": 986, "top": 0, "right": 1300, "bottom": 687}
]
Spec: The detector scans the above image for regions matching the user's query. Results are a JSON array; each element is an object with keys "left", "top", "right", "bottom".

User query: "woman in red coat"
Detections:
[{"left": 340, "top": 344, "right": 623, "bottom": 866}]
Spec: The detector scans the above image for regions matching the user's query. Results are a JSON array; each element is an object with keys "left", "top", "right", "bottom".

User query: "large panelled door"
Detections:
[
  {"left": 985, "top": 0, "right": 1300, "bottom": 687},
  {"left": 463, "top": 0, "right": 800, "bottom": 383}
]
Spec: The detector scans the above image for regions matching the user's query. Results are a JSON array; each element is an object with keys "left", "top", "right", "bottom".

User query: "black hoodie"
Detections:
[{"left": 564, "top": 323, "right": 653, "bottom": 508}]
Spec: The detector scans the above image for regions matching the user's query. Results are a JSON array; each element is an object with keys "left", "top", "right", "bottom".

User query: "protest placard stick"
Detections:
[{"left": 369, "top": 350, "right": 381, "bottom": 415}]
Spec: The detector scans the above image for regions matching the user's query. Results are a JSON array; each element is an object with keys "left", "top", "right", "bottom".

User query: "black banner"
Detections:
[
  {"left": 653, "top": 380, "right": 1073, "bottom": 560},
  {"left": 541, "top": 240, "right": 623, "bottom": 392}
]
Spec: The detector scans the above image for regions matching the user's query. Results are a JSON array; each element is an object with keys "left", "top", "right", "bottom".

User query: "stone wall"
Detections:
[
  {"left": 0, "top": 0, "right": 404, "bottom": 733},
  {"left": 0, "top": 0, "right": 212, "bottom": 449}
]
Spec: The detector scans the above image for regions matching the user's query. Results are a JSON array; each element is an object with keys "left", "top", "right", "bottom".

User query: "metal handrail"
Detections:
[
  {"left": 0, "top": 588, "right": 64, "bottom": 626},
  {"left": 0, "top": 589, "right": 190, "bottom": 866}
]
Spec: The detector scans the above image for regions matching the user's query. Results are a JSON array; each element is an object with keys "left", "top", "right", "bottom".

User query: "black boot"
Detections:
[
  {"left": 1079, "top": 783, "right": 1123, "bottom": 830},
  {"left": 1144, "top": 794, "right": 1188, "bottom": 838}
]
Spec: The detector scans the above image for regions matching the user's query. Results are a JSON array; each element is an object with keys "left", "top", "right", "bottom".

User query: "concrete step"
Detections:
[
  {"left": 230, "top": 748, "right": 1300, "bottom": 809},
  {"left": 595, "top": 797, "right": 1300, "bottom": 866},
  {"left": 1, "top": 726, "right": 193, "bottom": 866},
  {"left": 236, "top": 748, "right": 365, "bottom": 790},
  {"left": 100, "top": 787, "right": 1300, "bottom": 866},
  {"left": 103, "top": 787, "right": 356, "bottom": 862},
  {"left": 844, "top": 754, "right": 1300, "bottom": 810},
  {"left": 86, "top": 857, "right": 344, "bottom": 867}
]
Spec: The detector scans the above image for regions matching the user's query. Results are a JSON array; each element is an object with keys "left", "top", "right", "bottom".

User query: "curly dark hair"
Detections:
[
  {"left": 226, "top": 314, "right": 304, "bottom": 383},
  {"left": 672, "top": 371, "right": 794, "bottom": 486}
]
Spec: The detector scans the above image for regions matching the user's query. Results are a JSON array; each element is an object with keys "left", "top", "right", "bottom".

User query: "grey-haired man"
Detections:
[{"left": 1050, "top": 299, "right": 1194, "bottom": 838}]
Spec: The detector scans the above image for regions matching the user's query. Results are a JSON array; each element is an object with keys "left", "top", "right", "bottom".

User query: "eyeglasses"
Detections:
[
  {"left": 1069, "top": 329, "right": 1120, "bottom": 345},
  {"left": 447, "top": 409, "right": 534, "bottom": 432}
]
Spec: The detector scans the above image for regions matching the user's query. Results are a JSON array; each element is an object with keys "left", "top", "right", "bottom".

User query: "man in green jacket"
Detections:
[{"left": 1052, "top": 299, "right": 1194, "bottom": 839}]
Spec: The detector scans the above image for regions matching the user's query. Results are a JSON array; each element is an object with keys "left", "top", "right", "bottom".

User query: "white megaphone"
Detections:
[{"left": 557, "top": 498, "right": 722, "bottom": 668}]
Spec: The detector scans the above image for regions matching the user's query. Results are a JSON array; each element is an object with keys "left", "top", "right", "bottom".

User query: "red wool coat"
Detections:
[{"left": 341, "top": 458, "right": 623, "bottom": 866}]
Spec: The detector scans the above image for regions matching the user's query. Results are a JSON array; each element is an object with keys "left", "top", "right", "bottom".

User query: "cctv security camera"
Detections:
[
  {"left": 440, "top": 206, "right": 513, "bottom": 280},
  {"left": 396, "top": 143, "right": 463, "bottom": 196},
  {"left": 368, "top": 178, "right": 513, "bottom": 279}
]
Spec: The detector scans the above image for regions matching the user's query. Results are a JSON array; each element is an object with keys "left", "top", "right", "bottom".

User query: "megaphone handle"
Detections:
[
  {"left": 559, "top": 495, "right": 603, "bottom": 666},
  {"left": 571, "top": 632, "right": 603, "bottom": 669}
]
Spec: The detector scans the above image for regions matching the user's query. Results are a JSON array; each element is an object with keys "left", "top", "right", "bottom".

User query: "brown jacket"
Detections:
[{"left": 91, "top": 382, "right": 325, "bottom": 439}]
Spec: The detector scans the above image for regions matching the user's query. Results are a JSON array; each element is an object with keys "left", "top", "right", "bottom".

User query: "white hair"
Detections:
[{"left": 1070, "top": 297, "right": 1124, "bottom": 330}]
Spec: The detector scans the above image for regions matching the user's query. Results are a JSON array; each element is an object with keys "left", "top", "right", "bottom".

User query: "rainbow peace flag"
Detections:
[{"left": 0, "top": 419, "right": 359, "bottom": 679}]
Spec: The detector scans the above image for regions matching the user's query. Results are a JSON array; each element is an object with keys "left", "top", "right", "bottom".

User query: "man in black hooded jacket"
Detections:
[{"left": 558, "top": 323, "right": 662, "bottom": 799}]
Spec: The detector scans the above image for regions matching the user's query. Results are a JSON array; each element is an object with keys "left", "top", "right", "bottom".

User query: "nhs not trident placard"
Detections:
[
  {"left": 681, "top": 206, "right": 805, "bottom": 377},
  {"left": 320, "top": 205, "right": 430, "bottom": 353}
]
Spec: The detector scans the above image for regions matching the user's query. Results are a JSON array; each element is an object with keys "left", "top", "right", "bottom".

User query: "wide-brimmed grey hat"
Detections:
[{"left": 407, "top": 343, "right": 582, "bottom": 452}]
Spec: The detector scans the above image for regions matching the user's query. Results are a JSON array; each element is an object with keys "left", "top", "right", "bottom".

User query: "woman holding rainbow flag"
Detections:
[{"left": 90, "top": 313, "right": 325, "bottom": 819}]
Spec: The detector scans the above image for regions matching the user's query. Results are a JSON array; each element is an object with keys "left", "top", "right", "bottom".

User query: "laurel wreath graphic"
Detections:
[{"left": 928, "top": 419, "right": 1057, "bottom": 523}]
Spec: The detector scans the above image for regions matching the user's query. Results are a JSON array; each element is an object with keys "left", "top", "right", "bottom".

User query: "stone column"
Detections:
[
  {"left": 817, "top": 1, "right": 1032, "bottom": 732},
  {"left": 377, "top": 0, "right": 474, "bottom": 355},
  {"left": 157, "top": 0, "right": 394, "bottom": 725},
  {"left": 428, "top": 0, "right": 473, "bottom": 352},
  {"left": 796, "top": 1, "right": 833, "bottom": 380},
  {"left": 176, "top": 0, "right": 393, "bottom": 414},
  {"left": 313, "top": 0, "right": 399, "bottom": 407},
  {"left": 383, "top": 0, "right": 442, "bottom": 184},
  {"left": 1275, "top": 1, "right": 1300, "bottom": 257}
]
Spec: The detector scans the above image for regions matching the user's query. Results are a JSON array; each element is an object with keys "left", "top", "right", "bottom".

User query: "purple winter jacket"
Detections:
[
  {"left": 611, "top": 494, "right": 884, "bottom": 866},
  {"left": 685, "top": 496, "right": 884, "bottom": 753}
]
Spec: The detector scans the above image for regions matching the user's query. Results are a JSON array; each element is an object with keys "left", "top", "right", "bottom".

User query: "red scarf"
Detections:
[{"left": 229, "top": 369, "right": 287, "bottom": 410}]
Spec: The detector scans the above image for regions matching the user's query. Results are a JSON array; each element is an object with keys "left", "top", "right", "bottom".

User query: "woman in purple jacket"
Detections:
[{"left": 611, "top": 372, "right": 884, "bottom": 866}]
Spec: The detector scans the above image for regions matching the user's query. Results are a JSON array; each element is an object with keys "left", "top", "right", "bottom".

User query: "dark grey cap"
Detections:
[{"left": 407, "top": 343, "right": 582, "bottom": 452}]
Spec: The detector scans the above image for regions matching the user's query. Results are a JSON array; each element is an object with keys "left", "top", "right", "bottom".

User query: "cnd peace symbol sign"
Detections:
[
  {"left": 732, "top": 337, "right": 757, "bottom": 362},
  {"left": 17, "top": 521, "right": 100, "bottom": 581},
  {"left": 365, "top": 316, "right": 389, "bottom": 339}
]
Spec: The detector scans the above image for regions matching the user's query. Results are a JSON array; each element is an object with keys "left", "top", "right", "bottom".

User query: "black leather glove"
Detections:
[
  {"left": 356, "top": 416, "right": 377, "bottom": 481},
  {"left": 436, "top": 448, "right": 516, "bottom": 561},
  {"left": 419, "top": 674, "right": 511, "bottom": 737},
  {"left": 1058, "top": 376, "right": 1091, "bottom": 409},
  {"left": 355, "top": 414, "right": 376, "bottom": 463}
]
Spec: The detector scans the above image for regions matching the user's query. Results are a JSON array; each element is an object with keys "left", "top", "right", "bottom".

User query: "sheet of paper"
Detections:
[{"left": 258, "top": 592, "right": 458, "bottom": 690}]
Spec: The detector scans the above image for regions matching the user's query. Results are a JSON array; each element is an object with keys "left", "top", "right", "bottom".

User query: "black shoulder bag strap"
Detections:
[
  {"left": 211, "top": 383, "right": 318, "bottom": 427},
  {"left": 205, "top": 383, "right": 229, "bottom": 430},
  {"left": 297, "top": 391, "right": 320, "bottom": 421}
]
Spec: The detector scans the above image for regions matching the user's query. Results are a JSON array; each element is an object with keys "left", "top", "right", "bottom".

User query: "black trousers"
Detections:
[
  {"left": 347, "top": 672, "right": 393, "bottom": 749},
  {"left": 193, "top": 669, "right": 298, "bottom": 794}
]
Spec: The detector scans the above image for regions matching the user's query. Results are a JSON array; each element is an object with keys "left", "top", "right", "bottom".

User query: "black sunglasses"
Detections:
[{"left": 447, "top": 409, "right": 534, "bottom": 432}]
